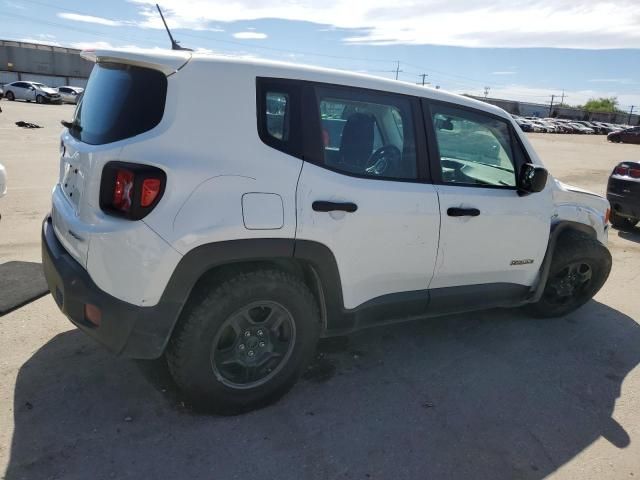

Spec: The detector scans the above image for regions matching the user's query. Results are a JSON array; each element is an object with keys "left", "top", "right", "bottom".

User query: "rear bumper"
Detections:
[
  {"left": 607, "top": 192, "right": 640, "bottom": 219},
  {"left": 41, "top": 215, "right": 180, "bottom": 358}
]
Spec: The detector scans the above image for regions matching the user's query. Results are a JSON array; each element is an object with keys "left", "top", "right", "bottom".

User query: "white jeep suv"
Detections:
[{"left": 42, "top": 49, "right": 612, "bottom": 414}]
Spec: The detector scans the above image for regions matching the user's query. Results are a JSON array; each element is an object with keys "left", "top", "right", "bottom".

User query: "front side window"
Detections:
[
  {"left": 431, "top": 104, "right": 517, "bottom": 188},
  {"left": 315, "top": 87, "right": 417, "bottom": 180}
]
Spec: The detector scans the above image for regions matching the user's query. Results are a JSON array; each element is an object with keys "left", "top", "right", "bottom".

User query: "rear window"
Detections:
[{"left": 71, "top": 63, "right": 167, "bottom": 145}]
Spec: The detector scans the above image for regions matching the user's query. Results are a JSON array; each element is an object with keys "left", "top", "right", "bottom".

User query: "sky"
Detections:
[{"left": 2, "top": 0, "right": 640, "bottom": 110}]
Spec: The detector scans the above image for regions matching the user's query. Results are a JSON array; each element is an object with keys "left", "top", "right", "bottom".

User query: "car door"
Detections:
[
  {"left": 294, "top": 83, "right": 440, "bottom": 312},
  {"left": 24, "top": 83, "right": 36, "bottom": 101},
  {"left": 11, "top": 82, "right": 25, "bottom": 100},
  {"left": 424, "top": 100, "right": 552, "bottom": 305}
]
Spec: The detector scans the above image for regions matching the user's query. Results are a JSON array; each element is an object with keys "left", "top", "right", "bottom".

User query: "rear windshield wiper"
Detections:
[{"left": 61, "top": 119, "right": 82, "bottom": 132}]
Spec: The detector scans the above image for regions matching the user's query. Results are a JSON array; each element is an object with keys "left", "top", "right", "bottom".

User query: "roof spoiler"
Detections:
[{"left": 81, "top": 49, "right": 191, "bottom": 76}]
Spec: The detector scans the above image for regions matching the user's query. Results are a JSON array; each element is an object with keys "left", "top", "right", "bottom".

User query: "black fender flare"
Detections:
[
  {"left": 123, "top": 238, "right": 345, "bottom": 357},
  {"left": 528, "top": 220, "right": 599, "bottom": 303}
]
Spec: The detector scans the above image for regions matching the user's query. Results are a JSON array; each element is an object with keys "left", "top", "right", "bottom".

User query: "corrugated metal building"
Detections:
[{"left": 0, "top": 39, "right": 92, "bottom": 88}]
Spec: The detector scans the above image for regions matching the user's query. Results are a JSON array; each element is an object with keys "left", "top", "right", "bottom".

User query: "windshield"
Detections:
[{"left": 70, "top": 62, "right": 167, "bottom": 145}]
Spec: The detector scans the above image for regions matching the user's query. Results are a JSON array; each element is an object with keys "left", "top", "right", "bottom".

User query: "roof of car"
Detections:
[{"left": 81, "top": 48, "right": 512, "bottom": 121}]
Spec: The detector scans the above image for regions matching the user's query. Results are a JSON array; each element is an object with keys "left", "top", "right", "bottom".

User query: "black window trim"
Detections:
[
  {"left": 423, "top": 98, "right": 530, "bottom": 191},
  {"left": 256, "top": 77, "right": 304, "bottom": 161},
  {"left": 256, "top": 77, "right": 431, "bottom": 184}
]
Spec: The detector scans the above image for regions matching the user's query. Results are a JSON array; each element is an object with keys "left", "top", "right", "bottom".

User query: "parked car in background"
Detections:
[
  {"left": 574, "top": 121, "right": 604, "bottom": 134},
  {"left": 607, "top": 161, "right": 640, "bottom": 229},
  {"left": 608, "top": 127, "right": 640, "bottom": 144},
  {"left": 57, "top": 86, "right": 84, "bottom": 104},
  {"left": 568, "top": 122, "right": 595, "bottom": 134},
  {"left": 0, "top": 163, "right": 6, "bottom": 198},
  {"left": 515, "top": 119, "right": 534, "bottom": 132},
  {"left": 2, "top": 81, "right": 62, "bottom": 104},
  {"left": 529, "top": 120, "right": 554, "bottom": 133}
]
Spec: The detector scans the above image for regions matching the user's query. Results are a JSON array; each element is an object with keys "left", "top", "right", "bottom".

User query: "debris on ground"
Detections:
[{"left": 15, "top": 121, "right": 42, "bottom": 129}]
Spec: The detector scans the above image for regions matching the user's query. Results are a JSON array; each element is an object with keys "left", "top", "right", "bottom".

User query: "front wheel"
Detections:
[
  {"left": 610, "top": 211, "right": 638, "bottom": 230},
  {"left": 36, "top": 95, "right": 44, "bottom": 104},
  {"left": 526, "top": 232, "right": 612, "bottom": 318},
  {"left": 166, "top": 269, "right": 321, "bottom": 415}
]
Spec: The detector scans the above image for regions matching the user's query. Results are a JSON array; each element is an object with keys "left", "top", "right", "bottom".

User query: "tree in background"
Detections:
[{"left": 579, "top": 97, "right": 623, "bottom": 113}]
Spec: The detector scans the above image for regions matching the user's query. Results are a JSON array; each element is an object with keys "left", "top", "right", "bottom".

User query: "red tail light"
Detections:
[
  {"left": 141, "top": 178, "right": 162, "bottom": 207},
  {"left": 100, "top": 162, "right": 166, "bottom": 220},
  {"left": 630, "top": 168, "right": 640, "bottom": 179},
  {"left": 113, "top": 169, "right": 134, "bottom": 212},
  {"left": 614, "top": 165, "right": 629, "bottom": 176}
]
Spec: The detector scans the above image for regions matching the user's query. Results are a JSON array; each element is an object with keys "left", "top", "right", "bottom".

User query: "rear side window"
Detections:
[
  {"left": 256, "top": 78, "right": 302, "bottom": 159},
  {"left": 71, "top": 63, "right": 167, "bottom": 145}
]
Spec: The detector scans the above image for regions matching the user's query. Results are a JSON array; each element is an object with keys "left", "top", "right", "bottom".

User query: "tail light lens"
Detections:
[
  {"left": 630, "top": 168, "right": 640, "bottom": 179},
  {"left": 100, "top": 162, "right": 166, "bottom": 220},
  {"left": 113, "top": 169, "right": 134, "bottom": 212},
  {"left": 614, "top": 165, "right": 629, "bottom": 176}
]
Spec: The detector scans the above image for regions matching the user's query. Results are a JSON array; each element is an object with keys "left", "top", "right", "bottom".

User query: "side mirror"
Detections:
[
  {"left": 518, "top": 163, "right": 548, "bottom": 195},
  {"left": 29, "top": 86, "right": 35, "bottom": 91}
]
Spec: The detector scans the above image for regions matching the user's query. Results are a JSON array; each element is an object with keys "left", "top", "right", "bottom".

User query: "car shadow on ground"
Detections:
[
  {"left": 5, "top": 301, "right": 639, "bottom": 480},
  {"left": 617, "top": 228, "right": 640, "bottom": 243}
]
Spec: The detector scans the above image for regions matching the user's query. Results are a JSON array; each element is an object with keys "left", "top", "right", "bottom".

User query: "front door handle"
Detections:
[
  {"left": 447, "top": 207, "right": 480, "bottom": 217},
  {"left": 312, "top": 201, "right": 358, "bottom": 213}
]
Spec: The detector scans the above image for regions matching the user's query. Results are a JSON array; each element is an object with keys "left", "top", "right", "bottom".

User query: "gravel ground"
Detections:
[{"left": 1, "top": 101, "right": 639, "bottom": 480}]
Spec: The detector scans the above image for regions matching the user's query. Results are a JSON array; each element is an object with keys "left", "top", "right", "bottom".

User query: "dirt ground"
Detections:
[{"left": 1, "top": 101, "right": 639, "bottom": 480}]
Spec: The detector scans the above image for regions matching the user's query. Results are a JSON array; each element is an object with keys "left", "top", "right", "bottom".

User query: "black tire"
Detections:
[
  {"left": 526, "top": 231, "right": 612, "bottom": 318},
  {"left": 36, "top": 95, "right": 44, "bottom": 104},
  {"left": 5, "top": 91, "right": 14, "bottom": 101},
  {"left": 610, "top": 211, "right": 638, "bottom": 230},
  {"left": 166, "top": 269, "right": 321, "bottom": 415}
]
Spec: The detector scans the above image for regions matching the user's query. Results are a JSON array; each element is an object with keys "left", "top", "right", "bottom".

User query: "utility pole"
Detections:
[
  {"left": 418, "top": 73, "right": 428, "bottom": 86},
  {"left": 549, "top": 94, "right": 556, "bottom": 117},
  {"left": 394, "top": 61, "right": 403, "bottom": 80},
  {"left": 560, "top": 90, "right": 566, "bottom": 105},
  {"left": 629, "top": 105, "right": 636, "bottom": 125},
  {"left": 484, "top": 86, "right": 490, "bottom": 98}
]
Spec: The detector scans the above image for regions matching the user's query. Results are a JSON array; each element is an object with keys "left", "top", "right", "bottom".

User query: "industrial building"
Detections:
[{"left": 0, "top": 39, "right": 92, "bottom": 88}]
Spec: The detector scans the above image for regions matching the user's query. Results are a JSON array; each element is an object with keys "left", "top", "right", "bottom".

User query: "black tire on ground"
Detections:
[
  {"left": 166, "top": 269, "right": 321, "bottom": 415},
  {"left": 610, "top": 211, "right": 638, "bottom": 230},
  {"left": 6, "top": 91, "right": 14, "bottom": 101},
  {"left": 526, "top": 231, "right": 612, "bottom": 318},
  {"left": 36, "top": 95, "right": 44, "bottom": 104}
]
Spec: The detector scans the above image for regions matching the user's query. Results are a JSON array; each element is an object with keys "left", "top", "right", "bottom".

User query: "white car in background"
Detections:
[
  {"left": 57, "top": 86, "right": 84, "bottom": 104},
  {"left": 0, "top": 163, "right": 6, "bottom": 198},
  {"left": 2, "top": 81, "right": 62, "bottom": 104}
]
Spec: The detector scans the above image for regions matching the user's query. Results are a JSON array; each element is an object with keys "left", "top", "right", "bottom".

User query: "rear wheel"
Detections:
[
  {"left": 5, "top": 91, "right": 14, "bottom": 101},
  {"left": 526, "top": 231, "right": 611, "bottom": 318},
  {"left": 166, "top": 269, "right": 321, "bottom": 415},
  {"left": 610, "top": 211, "right": 638, "bottom": 230}
]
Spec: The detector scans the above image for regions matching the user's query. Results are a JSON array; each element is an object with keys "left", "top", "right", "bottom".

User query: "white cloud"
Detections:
[
  {"left": 57, "top": 12, "right": 127, "bottom": 27},
  {"left": 232, "top": 31, "right": 267, "bottom": 40},
  {"left": 126, "top": 0, "right": 640, "bottom": 49},
  {"left": 492, "top": 71, "right": 516, "bottom": 75}
]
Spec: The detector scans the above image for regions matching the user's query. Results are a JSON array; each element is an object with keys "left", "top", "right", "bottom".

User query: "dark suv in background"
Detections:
[{"left": 607, "top": 161, "right": 640, "bottom": 229}]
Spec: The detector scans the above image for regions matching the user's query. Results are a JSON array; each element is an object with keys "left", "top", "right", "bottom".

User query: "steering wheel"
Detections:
[{"left": 365, "top": 145, "right": 402, "bottom": 176}]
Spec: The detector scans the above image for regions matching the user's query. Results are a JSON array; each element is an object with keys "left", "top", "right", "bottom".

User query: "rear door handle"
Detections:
[
  {"left": 447, "top": 207, "right": 480, "bottom": 217},
  {"left": 312, "top": 201, "right": 358, "bottom": 213}
]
